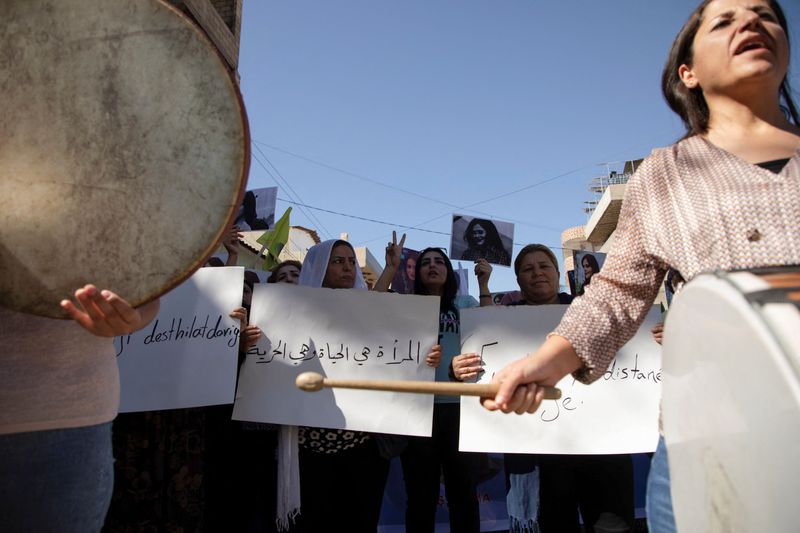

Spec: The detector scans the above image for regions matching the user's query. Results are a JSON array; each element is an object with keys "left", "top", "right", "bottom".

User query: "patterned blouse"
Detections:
[
  {"left": 298, "top": 426, "right": 370, "bottom": 454},
  {"left": 554, "top": 136, "right": 800, "bottom": 383}
]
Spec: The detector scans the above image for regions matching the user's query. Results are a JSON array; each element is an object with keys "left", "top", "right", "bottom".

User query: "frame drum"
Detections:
[
  {"left": 663, "top": 268, "right": 800, "bottom": 532},
  {"left": 0, "top": 0, "right": 249, "bottom": 317}
]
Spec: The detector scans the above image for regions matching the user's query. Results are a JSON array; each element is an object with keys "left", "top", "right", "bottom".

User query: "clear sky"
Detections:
[{"left": 237, "top": 0, "right": 800, "bottom": 296}]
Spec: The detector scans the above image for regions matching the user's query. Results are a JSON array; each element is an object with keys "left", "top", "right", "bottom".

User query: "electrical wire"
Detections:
[{"left": 250, "top": 148, "right": 334, "bottom": 240}]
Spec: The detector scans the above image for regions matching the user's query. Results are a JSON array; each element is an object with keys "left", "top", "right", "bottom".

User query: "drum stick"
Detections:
[{"left": 296, "top": 372, "right": 561, "bottom": 400}]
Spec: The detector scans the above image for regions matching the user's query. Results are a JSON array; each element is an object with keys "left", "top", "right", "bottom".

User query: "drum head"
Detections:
[
  {"left": 0, "top": 0, "right": 249, "bottom": 317},
  {"left": 663, "top": 272, "right": 800, "bottom": 532}
]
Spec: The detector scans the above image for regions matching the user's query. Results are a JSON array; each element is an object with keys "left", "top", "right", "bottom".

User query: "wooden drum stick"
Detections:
[{"left": 296, "top": 371, "right": 561, "bottom": 400}]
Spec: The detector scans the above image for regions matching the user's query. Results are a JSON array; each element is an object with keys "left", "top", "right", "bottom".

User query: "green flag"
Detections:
[{"left": 257, "top": 207, "right": 292, "bottom": 271}]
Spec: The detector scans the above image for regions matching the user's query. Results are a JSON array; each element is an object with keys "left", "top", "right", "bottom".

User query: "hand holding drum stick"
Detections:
[{"left": 296, "top": 372, "right": 561, "bottom": 401}]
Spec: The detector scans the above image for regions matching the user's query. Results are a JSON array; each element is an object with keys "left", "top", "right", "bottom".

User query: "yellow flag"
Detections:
[{"left": 257, "top": 207, "right": 292, "bottom": 271}]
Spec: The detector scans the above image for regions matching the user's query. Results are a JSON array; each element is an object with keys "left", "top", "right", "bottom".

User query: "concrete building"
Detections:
[
  {"left": 238, "top": 226, "right": 321, "bottom": 267},
  {"left": 561, "top": 159, "right": 666, "bottom": 305},
  {"left": 232, "top": 228, "right": 385, "bottom": 288},
  {"left": 582, "top": 159, "right": 642, "bottom": 252}
]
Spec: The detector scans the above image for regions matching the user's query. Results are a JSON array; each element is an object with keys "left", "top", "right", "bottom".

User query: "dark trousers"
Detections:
[
  {"left": 297, "top": 437, "right": 389, "bottom": 533},
  {"left": 538, "top": 454, "right": 634, "bottom": 533},
  {"left": 105, "top": 405, "right": 279, "bottom": 533},
  {"left": 400, "top": 403, "right": 481, "bottom": 533}
]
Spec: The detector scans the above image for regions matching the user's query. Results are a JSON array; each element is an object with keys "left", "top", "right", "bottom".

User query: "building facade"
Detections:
[{"left": 561, "top": 159, "right": 667, "bottom": 305}]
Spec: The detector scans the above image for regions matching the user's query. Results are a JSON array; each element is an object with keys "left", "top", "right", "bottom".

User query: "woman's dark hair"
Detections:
[
  {"left": 331, "top": 240, "right": 354, "bottom": 253},
  {"left": 463, "top": 218, "right": 504, "bottom": 250},
  {"left": 414, "top": 247, "right": 459, "bottom": 313},
  {"left": 581, "top": 253, "right": 601, "bottom": 284},
  {"left": 662, "top": 0, "right": 798, "bottom": 137},
  {"left": 243, "top": 270, "right": 260, "bottom": 294},
  {"left": 267, "top": 259, "right": 302, "bottom": 283}
]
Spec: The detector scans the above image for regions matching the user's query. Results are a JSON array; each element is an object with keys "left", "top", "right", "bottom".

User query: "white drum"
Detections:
[{"left": 663, "top": 268, "right": 800, "bottom": 533}]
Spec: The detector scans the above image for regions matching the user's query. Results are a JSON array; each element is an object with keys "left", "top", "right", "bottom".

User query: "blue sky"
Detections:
[{"left": 237, "top": 0, "right": 800, "bottom": 296}]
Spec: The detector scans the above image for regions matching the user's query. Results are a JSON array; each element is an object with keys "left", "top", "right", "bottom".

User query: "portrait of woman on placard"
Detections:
[
  {"left": 451, "top": 216, "right": 513, "bottom": 267},
  {"left": 391, "top": 248, "right": 419, "bottom": 294},
  {"left": 575, "top": 251, "right": 605, "bottom": 295},
  {"left": 234, "top": 188, "right": 276, "bottom": 231}
]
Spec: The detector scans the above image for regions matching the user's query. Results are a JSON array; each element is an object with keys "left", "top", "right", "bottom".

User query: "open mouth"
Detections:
[{"left": 735, "top": 37, "right": 770, "bottom": 55}]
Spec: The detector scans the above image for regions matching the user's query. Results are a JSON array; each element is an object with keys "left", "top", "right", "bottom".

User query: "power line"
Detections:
[
  {"left": 276, "top": 197, "right": 451, "bottom": 236},
  {"left": 459, "top": 167, "right": 584, "bottom": 209},
  {"left": 253, "top": 138, "right": 674, "bottom": 253},
  {"left": 356, "top": 129, "right": 680, "bottom": 246},
  {"left": 251, "top": 150, "right": 317, "bottom": 235},
  {"left": 253, "top": 140, "right": 564, "bottom": 232},
  {"left": 250, "top": 147, "right": 334, "bottom": 240},
  {"left": 254, "top": 140, "right": 464, "bottom": 210},
  {"left": 252, "top": 143, "right": 334, "bottom": 240},
  {"left": 277, "top": 197, "right": 568, "bottom": 251}
]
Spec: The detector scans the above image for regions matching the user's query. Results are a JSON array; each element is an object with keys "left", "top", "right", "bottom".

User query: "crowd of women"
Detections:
[
  {"left": 102, "top": 227, "right": 638, "bottom": 533},
  {"left": 2, "top": 0, "right": 798, "bottom": 532}
]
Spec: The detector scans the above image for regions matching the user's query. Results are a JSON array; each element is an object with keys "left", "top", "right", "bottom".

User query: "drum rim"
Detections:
[
  {"left": 716, "top": 269, "right": 800, "bottom": 384},
  {"left": 0, "top": 0, "right": 251, "bottom": 318},
  {"left": 150, "top": 0, "right": 252, "bottom": 314}
]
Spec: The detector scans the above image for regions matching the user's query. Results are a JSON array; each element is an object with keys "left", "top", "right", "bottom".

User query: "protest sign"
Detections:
[
  {"left": 117, "top": 266, "right": 244, "bottom": 412},
  {"left": 450, "top": 214, "right": 514, "bottom": 267},
  {"left": 233, "top": 284, "right": 440, "bottom": 436},
  {"left": 459, "top": 305, "right": 662, "bottom": 454},
  {"left": 233, "top": 186, "right": 277, "bottom": 231}
]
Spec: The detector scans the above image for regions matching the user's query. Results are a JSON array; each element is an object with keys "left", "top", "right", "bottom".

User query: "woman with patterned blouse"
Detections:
[{"left": 482, "top": 1, "right": 799, "bottom": 533}]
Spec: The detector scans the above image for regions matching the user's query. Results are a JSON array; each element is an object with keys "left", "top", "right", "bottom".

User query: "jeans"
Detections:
[
  {"left": 645, "top": 436, "right": 678, "bottom": 533},
  {"left": 0, "top": 421, "right": 114, "bottom": 533}
]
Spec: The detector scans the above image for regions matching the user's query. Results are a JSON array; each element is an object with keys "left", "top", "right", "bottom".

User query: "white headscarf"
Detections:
[
  {"left": 277, "top": 239, "right": 366, "bottom": 530},
  {"left": 298, "top": 239, "right": 368, "bottom": 289}
]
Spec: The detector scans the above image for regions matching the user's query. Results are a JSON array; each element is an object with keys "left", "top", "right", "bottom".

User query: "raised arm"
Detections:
[
  {"left": 372, "top": 231, "right": 406, "bottom": 292},
  {"left": 223, "top": 224, "right": 243, "bottom": 266},
  {"left": 483, "top": 161, "right": 669, "bottom": 414},
  {"left": 474, "top": 258, "right": 493, "bottom": 307}
]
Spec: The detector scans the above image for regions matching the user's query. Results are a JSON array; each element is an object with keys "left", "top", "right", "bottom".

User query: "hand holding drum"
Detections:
[{"left": 296, "top": 371, "right": 561, "bottom": 402}]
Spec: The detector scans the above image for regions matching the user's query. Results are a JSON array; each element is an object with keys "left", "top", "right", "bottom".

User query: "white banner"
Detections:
[
  {"left": 116, "top": 267, "right": 244, "bottom": 412},
  {"left": 232, "top": 284, "right": 440, "bottom": 436},
  {"left": 459, "top": 305, "right": 662, "bottom": 454}
]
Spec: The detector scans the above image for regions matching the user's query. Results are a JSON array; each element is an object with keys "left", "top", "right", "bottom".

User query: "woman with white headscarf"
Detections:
[{"left": 278, "top": 239, "right": 390, "bottom": 533}]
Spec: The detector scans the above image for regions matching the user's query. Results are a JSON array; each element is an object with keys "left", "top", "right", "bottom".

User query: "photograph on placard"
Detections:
[
  {"left": 567, "top": 270, "right": 577, "bottom": 296},
  {"left": 573, "top": 251, "right": 606, "bottom": 295},
  {"left": 233, "top": 186, "right": 277, "bottom": 231},
  {"left": 663, "top": 269, "right": 684, "bottom": 308},
  {"left": 449, "top": 214, "right": 513, "bottom": 267},
  {"left": 391, "top": 247, "right": 420, "bottom": 294}
]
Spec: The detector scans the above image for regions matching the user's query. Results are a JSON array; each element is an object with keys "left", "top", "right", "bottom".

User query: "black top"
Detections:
[
  {"left": 508, "top": 292, "right": 574, "bottom": 306},
  {"left": 756, "top": 158, "right": 790, "bottom": 174}
]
